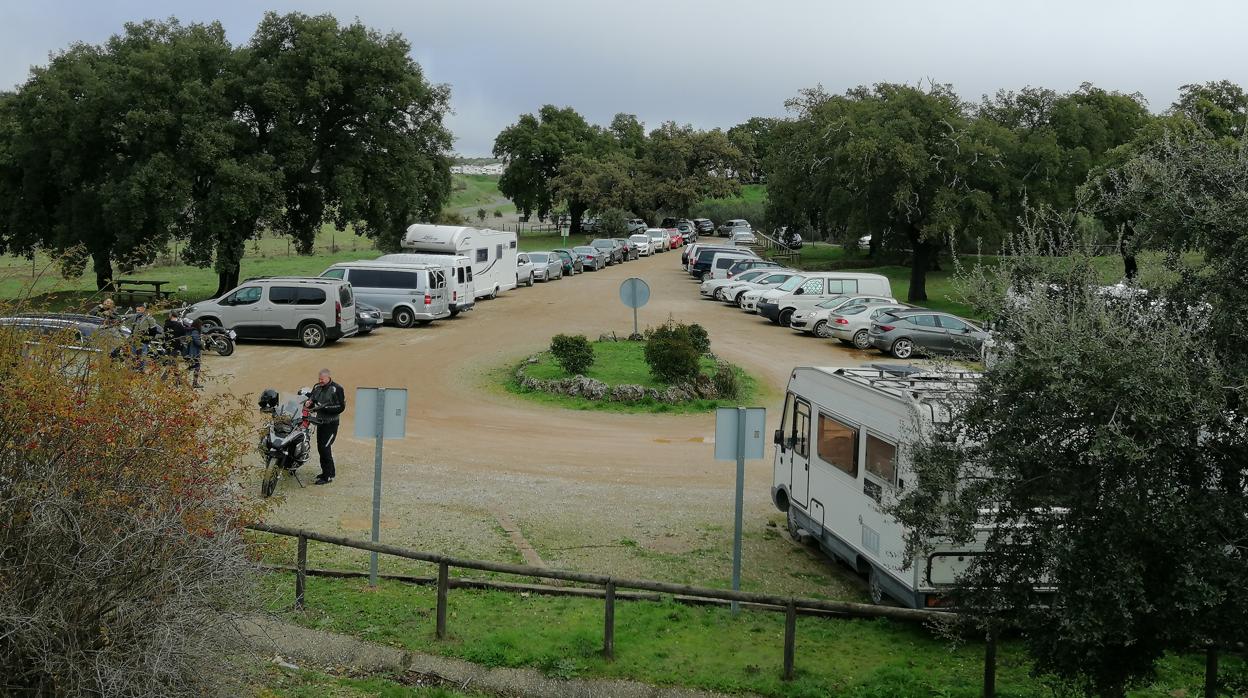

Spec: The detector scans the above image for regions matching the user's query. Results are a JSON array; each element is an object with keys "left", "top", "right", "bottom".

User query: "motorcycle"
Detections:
[
  {"left": 257, "top": 388, "right": 316, "bottom": 498},
  {"left": 203, "top": 326, "right": 236, "bottom": 356}
]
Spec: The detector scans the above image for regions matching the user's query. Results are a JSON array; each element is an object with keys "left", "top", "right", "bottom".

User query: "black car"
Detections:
[
  {"left": 693, "top": 218, "right": 715, "bottom": 236},
  {"left": 590, "top": 238, "right": 625, "bottom": 265},
  {"left": 355, "top": 302, "right": 383, "bottom": 334},
  {"left": 660, "top": 217, "right": 679, "bottom": 229}
]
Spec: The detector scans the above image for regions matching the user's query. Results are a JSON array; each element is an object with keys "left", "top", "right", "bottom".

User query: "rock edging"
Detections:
[{"left": 514, "top": 353, "right": 729, "bottom": 405}]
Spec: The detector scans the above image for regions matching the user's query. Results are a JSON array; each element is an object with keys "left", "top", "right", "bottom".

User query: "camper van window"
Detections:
[
  {"left": 800, "top": 278, "right": 824, "bottom": 295},
  {"left": 456, "top": 267, "right": 465, "bottom": 283},
  {"left": 509, "top": 241, "right": 517, "bottom": 249},
  {"left": 793, "top": 400, "right": 811, "bottom": 458},
  {"left": 476, "top": 248, "right": 488, "bottom": 263},
  {"left": 496, "top": 244, "right": 503, "bottom": 259},
  {"left": 817, "top": 414, "right": 858, "bottom": 477},
  {"left": 865, "top": 434, "right": 897, "bottom": 484}
]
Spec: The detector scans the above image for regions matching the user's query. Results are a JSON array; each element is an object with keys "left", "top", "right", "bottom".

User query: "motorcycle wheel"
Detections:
[
  {"left": 212, "top": 334, "right": 235, "bottom": 357},
  {"left": 261, "top": 457, "right": 280, "bottom": 498}
]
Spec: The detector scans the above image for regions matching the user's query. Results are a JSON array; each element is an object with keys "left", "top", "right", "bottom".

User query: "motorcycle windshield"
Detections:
[{"left": 276, "top": 399, "right": 304, "bottom": 419}]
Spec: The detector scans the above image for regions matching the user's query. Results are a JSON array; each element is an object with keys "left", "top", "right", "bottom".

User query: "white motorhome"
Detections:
[
  {"left": 376, "top": 253, "right": 475, "bottom": 315},
  {"left": 771, "top": 365, "right": 982, "bottom": 608},
  {"left": 401, "top": 224, "right": 518, "bottom": 299}
]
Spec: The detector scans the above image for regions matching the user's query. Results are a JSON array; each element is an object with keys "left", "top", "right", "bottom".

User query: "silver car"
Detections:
[
  {"left": 699, "top": 268, "right": 771, "bottom": 300},
  {"left": 827, "top": 303, "right": 910, "bottom": 348},
  {"left": 790, "top": 295, "right": 898, "bottom": 337},
  {"left": 868, "top": 309, "right": 989, "bottom": 359},
  {"left": 719, "top": 271, "right": 799, "bottom": 307},
  {"left": 530, "top": 252, "right": 564, "bottom": 282},
  {"left": 572, "top": 245, "right": 606, "bottom": 271}
]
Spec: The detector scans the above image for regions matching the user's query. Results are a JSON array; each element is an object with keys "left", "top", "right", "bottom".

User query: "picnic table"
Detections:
[{"left": 108, "top": 279, "right": 174, "bottom": 307}]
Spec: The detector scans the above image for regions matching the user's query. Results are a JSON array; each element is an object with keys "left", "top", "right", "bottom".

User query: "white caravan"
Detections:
[
  {"left": 376, "top": 253, "right": 475, "bottom": 315},
  {"left": 771, "top": 365, "right": 982, "bottom": 608},
  {"left": 401, "top": 224, "right": 518, "bottom": 299}
]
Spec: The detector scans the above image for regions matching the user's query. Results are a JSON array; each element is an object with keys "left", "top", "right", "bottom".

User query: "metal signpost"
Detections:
[
  {"left": 353, "top": 387, "right": 409, "bottom": 586},
  {"left": 618, "top": 277, "right": 651, "bottom": 336},
  {"left": 715, "top": 406, "right": 766, "bottom": 613}
]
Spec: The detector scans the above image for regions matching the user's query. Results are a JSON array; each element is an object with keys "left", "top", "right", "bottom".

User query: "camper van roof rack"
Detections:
[{"left": 820, "top": 366, "right": 981, "bottom": 403}]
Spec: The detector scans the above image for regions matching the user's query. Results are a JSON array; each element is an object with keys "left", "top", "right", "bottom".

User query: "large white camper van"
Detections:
[
  {"left": 401, "top": 224, "right": 518, "bottom": 299},
  {"left": 771, "top": 365, "right": 982, "bottom": 608},
  {"left": 375, "top": 253, "right": 475, "bottom": 315}
]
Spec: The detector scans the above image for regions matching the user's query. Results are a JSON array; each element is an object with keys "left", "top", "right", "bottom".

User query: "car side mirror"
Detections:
[{"left": 773, "top": 429, "right": 784, "bottom": 446}]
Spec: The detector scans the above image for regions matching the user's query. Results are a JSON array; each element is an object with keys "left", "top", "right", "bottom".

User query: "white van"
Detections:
[
  {"left": 757, "top": 272, "right": 892, "bottom": 326},
  {"left": 772, "top": 365, "right": 983, "bottom": 607},
  {"left": 402, "top": 224, "right": 518, "bottom": 299},
  {"left": 320, "top": 261, "right": 450, "bottom": 327},
  {"left": 375, "top": 253, "right": 475, "bottom": 316},
  {"left": 184, "top": 277, "right": 356, "bottom": 348},
  {"left": 706, "top": 251, "right": 760, "bottom": 280}
]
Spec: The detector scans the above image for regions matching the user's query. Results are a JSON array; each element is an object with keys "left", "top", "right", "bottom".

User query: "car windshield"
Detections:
[
  {"left": 836, "top": 304, "right": 872, "bottom": 316},
  {"left": 528, "top": 253, "right": 548, "bottom": 262},
  {"left": 735, "top": 270, "right": 765, "bottom": 282},
  {"left": 629, "top": 235, "right": 648, "bottom": 242},
  {"left": 777, "top": 276, "right": 806, "bottom": 292},
  {"left": 573, "top": 246, "right": 596, "bottom": 254},
  {"left": 760, "top": 274, "right": 791, "bottom": 284},
  {"left": 591, "top": 239, "right": 612, "bottom": 247},
  {"left": 815, "top": 296, "right": 852, "bottom": 309}
]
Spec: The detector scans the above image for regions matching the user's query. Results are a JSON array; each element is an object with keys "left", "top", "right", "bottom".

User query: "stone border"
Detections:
[{"left": 513, "top": 352, "right": 733, "bottom": 405}]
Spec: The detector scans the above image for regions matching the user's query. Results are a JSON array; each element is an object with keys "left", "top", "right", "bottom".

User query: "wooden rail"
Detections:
[{"left": 750, "top": 228, "right": 799, "bottom": 264}]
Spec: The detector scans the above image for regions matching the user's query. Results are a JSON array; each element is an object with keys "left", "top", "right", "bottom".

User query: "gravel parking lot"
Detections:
[{"left": 212, "top": 251, "right": 887, "bottom": 599}]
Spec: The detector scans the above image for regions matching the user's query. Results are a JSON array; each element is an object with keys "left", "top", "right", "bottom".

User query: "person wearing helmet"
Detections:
[{"left": 306, "top": 368, "right": 345, "bottom": 485}]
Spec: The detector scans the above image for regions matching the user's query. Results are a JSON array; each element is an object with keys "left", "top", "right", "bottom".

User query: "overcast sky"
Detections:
[{"left": 3, "top": 1, "right": 1247, "bottom": 156}]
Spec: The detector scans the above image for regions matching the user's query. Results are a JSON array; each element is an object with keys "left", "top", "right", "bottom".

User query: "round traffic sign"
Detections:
[{"left": 619, "top": 277, "right": 650, "bottom": 309}]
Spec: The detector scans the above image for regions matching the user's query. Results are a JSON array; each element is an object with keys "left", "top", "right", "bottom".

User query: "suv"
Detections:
[
  {"left": 184, "top": 277, "right": 357, "bottom": 348},
  {"left": 693, "top": 218, "right": 715, "bottom": 236},
  {"left": 718, "top": 219, "right": 752, "bottom": 237},
  {"left": 627, "top": 219, "right": 648, "bottom": 235},
  {"left": 676, "top": 220, "right": 697, "bottom": 243}
]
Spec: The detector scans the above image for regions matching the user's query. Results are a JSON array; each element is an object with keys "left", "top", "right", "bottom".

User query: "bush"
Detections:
[
  {"left": 596, "top": 208, "right": 633, "bottom": 238},
  {"left": 644, "top": 334, "right": 700, "bottom": 384},
  {"left": 549, "top": 334, "right": 594, "bottom": 375},
  {"left": 645, "top": 320, "right": 711, "bottom": 354},
  {"left": 0, "top": 321, "right": 263, "bottom": 696},
  {"left": 712, "top": 362, "right": 741, "bottom": 399}
]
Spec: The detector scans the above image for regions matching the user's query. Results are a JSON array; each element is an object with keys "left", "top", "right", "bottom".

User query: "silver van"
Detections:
[
  {"left": 321, "top": 261, "right": 450, "bottom": 327},
  {"left": 184, "top": 277, "right": 357, "bottom": 348},
  {"left": 374, "top": 253, "right": 475, "bottom": 316}
]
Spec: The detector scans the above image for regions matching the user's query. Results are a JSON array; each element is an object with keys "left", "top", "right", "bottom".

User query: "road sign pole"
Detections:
[
  {"left": 369, "top": 388, "right": 385, "bottom": 586},
  {"left": 633, "top": 306, "right": 638, "bottom": 337},
  {"left": 732, "top": 406, "right": 746, "bottom": 614}
]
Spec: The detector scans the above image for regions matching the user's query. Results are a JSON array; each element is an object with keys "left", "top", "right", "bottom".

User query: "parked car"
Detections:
[
  {"left": 590, "top": 238, "right": 625, "bottom": 265},
  {"left": 660, "top": 217, "right": 679, "bottom": 228},
  {"left": 723, "top": 258, "right": 783, "bottom": 279},
  {"left": 693, "top": 218, "right": 715, "bottom": 236},
  {"left": 355, "top": 301, "right": 384, "bottom": 334},
  {"left": 693, "top": 248, "right": 759, "bottom": 280},
  {"left": 614, "top": 238, "right": 640, "bottom": 260},
  {"left": 720, "top": 270, "right": 801, "bottom": 306},
  {"left": 646, "top": 228, "right": 670, "bottom": 252},
  {"left": 731, "top": 230, "right": 758, "bottom": 245},
  {"left": 668, "top": 230, "right": 684, "bottom": 247},
  {"left": 581, "top": 217, "right": 600, "bottom": 234},
  {"left": 627, "top": 219, "right": 648, "bottom": 235},
  {"left": 868, "top": 309, "right": 989, "bottom": 359},
  {"left": 757, "top": 272, "right": 893, "bottom": 326},
  {"left": 789, "top": 295, "right": 899, "bottom": 337},
  {"left": 826, "top": 303, "right": 911, "bottom": 348},
  {"left": 552, "top": 248, "right": 583, "bottom": 275},
  {"left": 0, "top": 313, "right": 131, "bottom": 348},
  {"left": 321, "top": 262, "right": 450, "bottom": 328},
  {"left": 719, "top": 219, "right": 752, "bottom": 237},
  {"left": 676, "top": 221, "right": 697, "bottom": 242},
  {"left": 700, "top": 268, "right": 774, "bottom": 300},
  {"left": 629, "top": 233, "right": 654, "bottom": 256},
  {"left": 526, "top": 252, "right": 565, "bottom": 282},
  {"left": 184, "top": 277, "right": 357, "bottom": 348},
  {"left": 573, "top": 245, "right": 606, "bottom": 271},
  {"left": 516, "top": 253, "right": 539, "bottom": 286}
]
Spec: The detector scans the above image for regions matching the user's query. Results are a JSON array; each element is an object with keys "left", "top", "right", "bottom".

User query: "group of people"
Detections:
[{"left": 91, "top": 298, "right": 203, "bottom": 388}]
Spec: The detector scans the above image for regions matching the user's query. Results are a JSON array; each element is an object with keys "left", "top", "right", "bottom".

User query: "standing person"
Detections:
[
  {"left": 306, "top": 368, "right": 345, "bottom": 485},
  {"left": 129, "top": 303, "right": 161, "bottom": 370},
  {"left": 91, "top": 298, "right": 116, "bottom": 321},
  {"left": 185, "top": 319, "right": 204, "bottom": 389}
]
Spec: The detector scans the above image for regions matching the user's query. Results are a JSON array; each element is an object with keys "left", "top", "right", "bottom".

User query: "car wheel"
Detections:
[
  {"left": 713, "top": 289, "right": 725, "bottom": 301},
  {"left": 814, "top": 320, "right": 832, "bottom": 338},
  {"left": 868, "top": 566, "right": 886, "bottom": 605},
  {"left": 890, "top": 337, "right": 914, "bottom": 359},
  {"left": 298, "top": 322, "right": 326, "bottom": 349},
  {"left": 392, "top": 306, "right": 416, "bottom": 328},
  {"left": 852, "top": 329, "right": 872, "bottom": 350},
  {"left": 199, "top": 317, "right": 221, "bottom": 332},
  {"left": 778, "top": 308, "right": 795, "bottom": 327},
  {"left": 526, "top": 274, "right": 534, "bottom": 287}
]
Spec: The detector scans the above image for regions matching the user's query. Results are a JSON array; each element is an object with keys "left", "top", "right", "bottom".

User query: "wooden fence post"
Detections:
[
  {"left": 436, "top": 561, "right": 449, "bottom": 640},
  {"left": 603, "top": 579, "right": 616, "bottom": 661},
  {"left": 983, "top": 630, "right": 997, "bottom": 698},
  {"left": 295, "top": 534, "right": 307, "bottom": 610},
  {"left": 1205, "top": 646, "right": 1218, "bottom": 698},
  {"left": 782, "top": 601, "right": 796, "bottom": 681}
]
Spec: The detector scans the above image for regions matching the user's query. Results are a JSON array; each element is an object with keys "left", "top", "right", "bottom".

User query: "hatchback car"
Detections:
[
  {"left": 355, "top": 301, "right": 384, "bottom": 334},
  {"left": 827, "top": 303, "right": 911, "bottom": 348},
  {"left": 868, "top": 309, "right": 989, "bottom": 359},
  {"left": 552, "top": 248, "right": 583, "bottom": 275},
  {"left": 573, "top": 245, "right": 606, "bottom": 271},
  {"left": 522, "top": 252, "right": 564, "bottom": 282},
  {"left": 629, "top": 233, "right": 654, "bottom": 256},
  {"left": 731, "top": 230, "right": 758, "bottom": 245},
  {"left": 613, "top": 238, "right": 640, "bottom": 261},
  {"left": 719, "top": 219, "right": 752, "bottom": 237},
  {"left": 676, "top": 221, "right": 696, "bottom": 242},
  {"left": 700, "top": 268, "right": 772, "bottom": 300},
  {"left": 719, "top": 270, "right": 800, "bottom": 307},
  {"left": 790, "top": 295, "right": 898, "bottom": 337},
  {"left": 590, "top": 238, "right": 625, "bottom": 265},
  {"left": 693, "top": 218, "right": 715, "bottom": 236}
]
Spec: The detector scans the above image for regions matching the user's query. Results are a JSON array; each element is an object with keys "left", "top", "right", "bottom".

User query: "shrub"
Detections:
[
  {"left": 644, "top": 333, "right": 700, "bottom": 384},
  {"left": 685, "top": 323, "right": 710, "bottom": 354},
  {"left": 493, "top": 209, "right": 503, "bottom": 218},
  {"left": 645, "top": 320, "right": 711, "bottom": 354},
  {"left": 0, "top": 320, "right": 263, "bottom": 696},
  {"left": 476, "top": 207, "right": 487, "bottom": 222},
  {"left": 549, "top": 334, "right": 594, "bottom": 375},
  {"left": 596, "top": 208, "right": 634, "bottom": 238},
  {"left": 712, "top": 362, "right": 741, "bottom": 399}
]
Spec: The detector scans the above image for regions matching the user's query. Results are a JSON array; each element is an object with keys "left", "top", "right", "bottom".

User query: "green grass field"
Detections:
[
  {"left": 264, "top": 573, "right": 1243, "bottom": 698},
  {"left": 448, "top": 174, "right": 508, "bottom": 210},
  {"left": 504, "top": 340, "right": 759, "bottom": 414}
]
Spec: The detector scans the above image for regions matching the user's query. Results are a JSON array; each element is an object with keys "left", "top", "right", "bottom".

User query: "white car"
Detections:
[
  {"left": 646, "top": 228, "right": 670, "bottom": 252},
  {"left": 789, "top": 295, "right": 899, "bottom": 337},
  {"left": 731, "top": 230, "right": 758, "bottom": 245},
  {"left": 629, "top": 233, "right": 654, "bottom": 256},
  {"left": 719, "top": 270, "right": 801, "bottom": 306},
  {"left": 740, "top": 274, "right": 807, "bottom": 313},
  {"left": 699, "top": 268, "right": 772, "bottom": 299},
  {"left": 827, "top": 303, "right": 912, "bottom": 348}
]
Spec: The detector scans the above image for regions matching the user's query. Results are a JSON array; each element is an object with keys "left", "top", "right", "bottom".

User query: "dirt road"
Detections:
[{"left": 214, "top": 249, "right": 880, "bottom": 597}]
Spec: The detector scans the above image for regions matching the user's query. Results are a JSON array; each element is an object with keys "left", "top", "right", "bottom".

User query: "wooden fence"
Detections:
[{"left": 248, "top": 523, "right": 1231, "bottom": 697}]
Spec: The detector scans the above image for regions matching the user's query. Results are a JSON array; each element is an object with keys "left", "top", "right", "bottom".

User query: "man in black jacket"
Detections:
[{"left": 307, "top": 368, "right": 346, "bottom": 485}]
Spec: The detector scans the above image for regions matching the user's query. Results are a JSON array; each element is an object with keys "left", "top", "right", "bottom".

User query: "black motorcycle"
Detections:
[
  {"left": 257, "top": 388, "right": 315, "bottom": 498},
  {"left": 203, "top": 326, "right": 235, "bottom": 356}
]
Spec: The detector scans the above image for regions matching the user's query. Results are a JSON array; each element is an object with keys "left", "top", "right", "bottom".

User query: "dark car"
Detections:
[
  {"left": 0, "top": 314, "right": 132, "bottom": 366},
  {"left": 660, "top": 217, "right": 679, "bottom": 229},
  {"left": 867, "top": 309, "right": 989, "bottom": 360},
  {"left": 693, "top": 218, "right": 715, "bottom": 236},
  {"left": 613, "top": 238, "right": 640, "bottom": 261},
  {"left": 552, "top": 248, "right": 583, "bottom": 275},
  {"left": 590, "top": 238, "right": 624, "bottom": 265},
  {"left": 355, "top": 301, "right": 383, "bottom": 334},
  {"left": 676, "top": 221, "right": 697, "bottom": 243}
]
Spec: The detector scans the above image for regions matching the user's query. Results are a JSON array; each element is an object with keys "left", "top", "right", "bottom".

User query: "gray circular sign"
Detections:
[{"left": 619, "top": 277, "right": 651, "bottom": 309}]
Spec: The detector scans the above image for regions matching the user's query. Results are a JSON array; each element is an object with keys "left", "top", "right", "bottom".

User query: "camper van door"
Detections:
[{"left": 779, "top": 392, "right": 812, "bottom": 507}]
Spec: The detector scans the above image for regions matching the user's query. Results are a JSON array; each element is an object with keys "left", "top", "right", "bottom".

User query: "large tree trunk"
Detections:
[
  {"left": 213, "top": 237, "right": 246, "bottom": 298},
  {"left": 568, "top": 200, "right": 586, "bottom": 237},
  {"left": 92, "top": 249, "right": 113, "bottom": 291},
  {"left": 908, "top": 237, "right": 932, "bottom": 303},
  {"left": 868, "top": 232, "right": 881, "bottom": 259}
]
